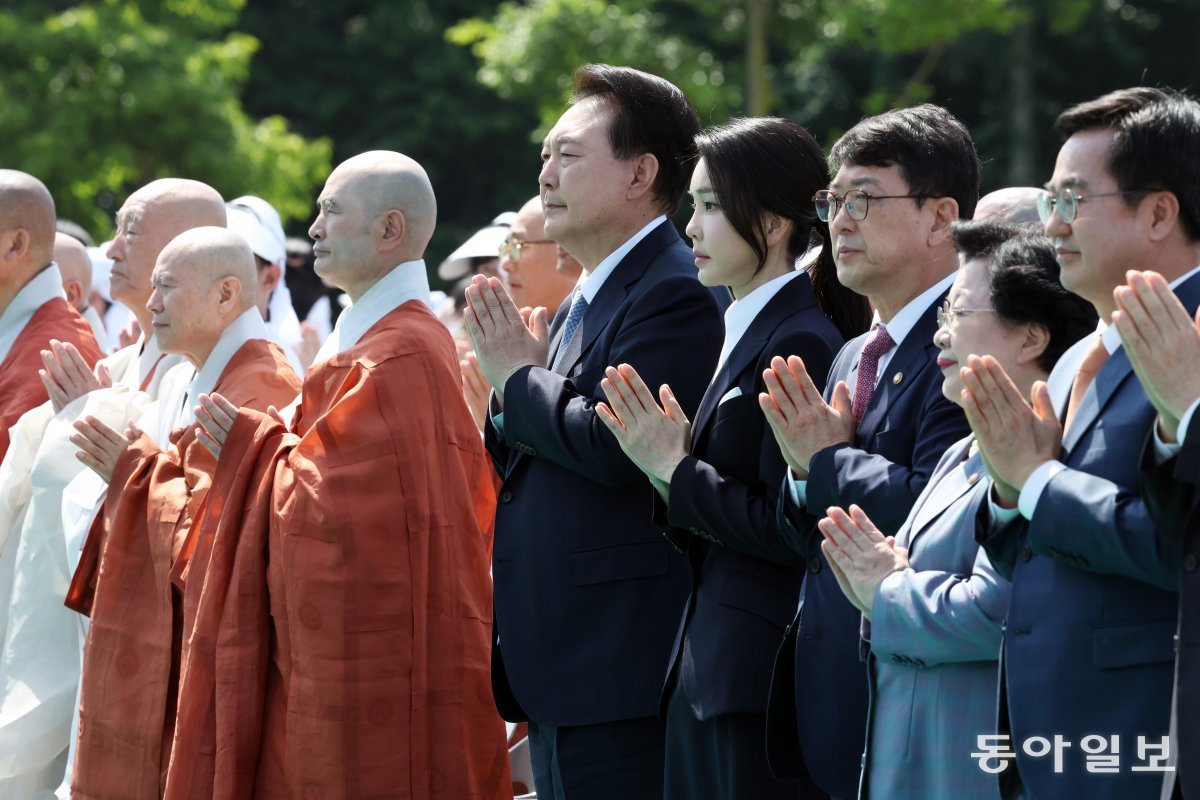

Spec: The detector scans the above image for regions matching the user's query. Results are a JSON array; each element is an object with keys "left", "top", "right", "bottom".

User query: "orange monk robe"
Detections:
[
  {"left": 65, "top": 339, "right": 301, "bottom": 799},
  {"left": 165, "top": 301, "right": 510, "bottom": 800},
  {"left": 0, "top": 297, "right": 103, "bottom": 460}
]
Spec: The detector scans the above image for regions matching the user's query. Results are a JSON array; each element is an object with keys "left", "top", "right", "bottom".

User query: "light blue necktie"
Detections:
[{"left": 551, "top": 290, "right": 588, "bottom": 372}]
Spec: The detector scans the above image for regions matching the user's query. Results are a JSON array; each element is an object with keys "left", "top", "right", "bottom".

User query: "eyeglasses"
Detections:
[
  {"left": 499, "top": 239, "right": 554, "bottom": 261},
  {"left": 1036, "top": 187, "right": 1150, "bottom": 225},
  {"left": 813, "top": 189, "right": 934, "bottom": 222},
  {"left": 937, "top": 299, "right": 995, "bottom": 330}
]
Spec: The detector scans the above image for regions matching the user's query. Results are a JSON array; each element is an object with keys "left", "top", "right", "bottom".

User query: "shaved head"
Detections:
[
  {"left": 0, "top": 170, "right": 57, "bottom": 298},
  {"left": 309, "top": 151, "right": 436, "bottom": 301},
  {"left": 54, "top": 232, "right": 93, "bottom": 312},
  {"left": 107, "top": 178, "right": 226, "bottom": 329},
  {"left": 974, "top": 187, "right": 1043, "bottom": 226},
  {"left": 148, "top": 226, "right": 259, "bottom": 366}
]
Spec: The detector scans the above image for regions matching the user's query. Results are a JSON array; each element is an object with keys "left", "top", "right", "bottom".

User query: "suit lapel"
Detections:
[
  {"left": 855, "top": 296, "right": 943, "bottom": 443},
  {"left": 692, "top": 275, "right": 818, "bottom": 437},
  {"left": 1061, "top": 348, "right": 1134, "bottom": 455},
  {"left": 904, "top": 438, "right": 982, "bottom": 550},
  {"left": 554, "top": 220, "right": 681, "bottom": 377}
]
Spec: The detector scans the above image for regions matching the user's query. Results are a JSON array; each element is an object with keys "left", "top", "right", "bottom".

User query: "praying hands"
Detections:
[
  {"left": 818, "top": 505, "right": 909, "bottom": 621},
  {"left": 71, "top": 416, "right": 140, "bottom": 483},
  {"left": 595, "top": 364, "right": 691, "bottom": 500},
  {"left": 757, "top": 355, "right": 854, "bottom": 480},
  {"left": 41, "top": 339, "right": 112, "bottom": 413},
  {"left": 462, "top": 275, "right": 549, "bottom": 404}
]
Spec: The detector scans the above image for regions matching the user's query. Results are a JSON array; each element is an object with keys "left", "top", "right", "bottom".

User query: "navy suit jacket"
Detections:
[
  {"left": 1142, "top": 430, "right": 1200, "bottom": 800},
  {"left": 655, "top": 274, "right": 843, "bottom": 722},
  {"left": 977, "top": 272, "right": 1200, "bottom": 799},
  {"left": 485, "top": 220, "right": 724, "bottom": 726},
  {"left": 766, "top": 287, "right": 970, "bottom": 798}
]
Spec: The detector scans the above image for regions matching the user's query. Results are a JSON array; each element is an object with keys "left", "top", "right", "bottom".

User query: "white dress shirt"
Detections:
[{"left": 714, "top": 269, "right": 806, "bottom": 378}]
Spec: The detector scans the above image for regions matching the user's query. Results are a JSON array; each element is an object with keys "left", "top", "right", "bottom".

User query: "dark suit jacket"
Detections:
[
  {"left": 767, "top": 288, "right": 970, "bottom": 798},
  {"left": 656, "top": 275, "right": 843, "bottom": 725},
  {"left": 1142, "top": 416, "right": 1200, "bottom": 800},
  {"left": 485, "top": 219, "right": 724, "bottom": 727},
  {"left": 977, "top": 273, "right": 1200, "bottom": 799}
]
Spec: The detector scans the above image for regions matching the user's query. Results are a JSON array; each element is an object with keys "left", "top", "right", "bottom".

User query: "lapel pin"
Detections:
[
  {"left": 967, "top": 472, "right": 980, "bottom": 485},
  {"left": 892, "top": 371, "right": 903, "bottom": 385}
]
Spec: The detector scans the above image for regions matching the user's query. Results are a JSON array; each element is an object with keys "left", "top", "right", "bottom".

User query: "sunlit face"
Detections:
[
  {"left": 145, "top": 252, "right": 225, "bottom": 366},
  {"left": 683, "top": 158, "right": 761, "bottom": 299},
  {"left": 501, "top": 206, "right": 575, "bottom": 311},
  {"left": 308, "top": 168, "right": 378, "bottom": 294},
  {"left": 106, "top": 199, "right": 177, "bottom": 310},
  {"left": 933, "top": 256, "right": 1026, "bottom": 403},
  {"left": 827, "top": 163, "right": 934, "bottom": 301},
  {"left": 1043, "top": 128, "right": 1147, "bottom": 315},
  {"left": 539, "top": 96, "right": 634, "bottom": 256}
]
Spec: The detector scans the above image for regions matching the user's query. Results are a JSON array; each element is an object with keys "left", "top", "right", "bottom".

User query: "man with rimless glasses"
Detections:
[
  {"left": 755, "top": 104, "right": 976, "bottom": 798},
  {"left": 964, "top": 87, "right": 1200, "bottom": 799}
]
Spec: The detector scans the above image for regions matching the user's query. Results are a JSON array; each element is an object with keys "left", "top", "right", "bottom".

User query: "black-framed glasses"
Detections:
[
  {"left": 936, "top": 299, "right": 995, "bottom": 330},
  {"left": 1036, "top": 187, "right": 1150, "bottom": 225},
  {"left": 499, "top": 239, "right": 553, "bottom": 261},
  {"left": 813, "top": 189, "right": 934, "bottom": 222}
]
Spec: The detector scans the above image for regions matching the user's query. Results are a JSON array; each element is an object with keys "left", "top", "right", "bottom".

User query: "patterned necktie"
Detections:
[
  {"left": 550, "top": 289, "right": 588, "bottom": 372},
  {"left": 853, "top": 323, "right": 896, "bottom": 425},
  {"left": 1064, "top": 334, "right": 1109, "bottom": 433}
]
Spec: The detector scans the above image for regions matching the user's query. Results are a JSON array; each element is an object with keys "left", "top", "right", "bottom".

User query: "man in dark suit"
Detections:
[
  {"left": 1113, "top": 268, "right": 1200, "bottom": 799},
  {"left": 963, "top": 88, "right": 1200, "bottom": 799},
  {"left": 754, "top": 105, "right": 979, "bottom": 798},
  {"left": 464, "top": 64, "right": 724, "bottom": 799}
]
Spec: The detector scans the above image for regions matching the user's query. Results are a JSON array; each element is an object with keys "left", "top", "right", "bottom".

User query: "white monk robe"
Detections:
[{"left": 0, "top": 335, "right": 183, "bottom": 799}]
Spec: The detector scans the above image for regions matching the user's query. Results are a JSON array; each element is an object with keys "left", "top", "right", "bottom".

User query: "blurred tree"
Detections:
[
  {"left": 238, "top": 0, "right": 546, "bottom": 278},
  {"left": 0, "top": 0, "right": 330, "bottom": 238}
]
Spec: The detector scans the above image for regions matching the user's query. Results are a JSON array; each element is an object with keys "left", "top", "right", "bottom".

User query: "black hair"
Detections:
[
  {"left": 1054, "top": 87, "right": 1200, "bottom": 242},
  {"left": 697, "top": 117, "right": 869, "bottom": 340},
  {"left": 830, "top": 103, "right": 980, "bottom": 219},
  {"left": 953, "top": 219, "right": 1098, "bottom": 372},
  {"left": 571, "top": 64, "right": 701, "bottom": 216}
]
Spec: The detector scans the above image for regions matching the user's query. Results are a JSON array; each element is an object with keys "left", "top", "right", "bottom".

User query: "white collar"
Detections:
[
  {"left": 314, "top": 259, "right": 430, "bottom": 363},
  {"left": 715, "top": 269, "right": 805, "bottom": 376},
  {"left": 0, "top": 263, "right": 67, "bottom": 363},
  {"left": 872, "top": 271, "right": 956, "bottom": 348},
  {"left": 576, "top": 216, "right": 666, "bottom": 304}
]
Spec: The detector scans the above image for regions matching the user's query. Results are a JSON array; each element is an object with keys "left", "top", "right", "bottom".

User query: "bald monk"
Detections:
[
  {"left": 179, "top": 151, "right": 510, "bottom": 799},
  {"left": 0, "top": 180, "right": 228, "bottom": 799},
  {"left": 0, "top": 171, "right": 102, "bottom": 461},
  {"left": 54, "top": 233, "right": 107, "bottom": 352},
  {"left": 64, "top": 227, "right": 302, "bottom": 799},
  {"left": 973, "top": 186, "right": 1043, "bottom": 225}
]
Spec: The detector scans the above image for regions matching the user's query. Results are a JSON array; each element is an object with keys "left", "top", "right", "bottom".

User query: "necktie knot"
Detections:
[{"left": 852, "top": 323, "right": 896, "bottom": 424}]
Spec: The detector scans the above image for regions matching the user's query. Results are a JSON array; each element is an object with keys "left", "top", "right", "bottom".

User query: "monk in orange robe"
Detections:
[
  {"left": 0, "top": 170, "right": 102, "bottom": 459},
  {"left": 181, "top": 151, "right": 510, "bottom": 799},
  {"left": 64, "top": 227, "right": 302, "bottom": 798}
]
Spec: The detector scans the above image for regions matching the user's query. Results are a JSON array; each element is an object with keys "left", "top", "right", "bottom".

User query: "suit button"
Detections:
[
  {"left": 809, "top": 558, "right": 822, "bottom": 574},
  {"left": 499, "top": 490, "right": 513, "bottom": 504},
  {"left": 1186, "top": 554, "right": 1198, "bottom": 572},
  {"left": 1020, "top": 546, "right": 1033, "bottom": 563}
]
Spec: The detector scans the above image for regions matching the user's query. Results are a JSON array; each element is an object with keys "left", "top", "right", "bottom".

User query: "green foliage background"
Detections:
[{"left": 2, "top": 0, "right": 1196, "bottom": 282}]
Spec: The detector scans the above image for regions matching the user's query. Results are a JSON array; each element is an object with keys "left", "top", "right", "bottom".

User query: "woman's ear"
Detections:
[
  {"left": 1016, "top": 322, "right": 1051, "bottom": 367},
  {"left": 762, "top": 212, "right": 792, "bottom": 248}
]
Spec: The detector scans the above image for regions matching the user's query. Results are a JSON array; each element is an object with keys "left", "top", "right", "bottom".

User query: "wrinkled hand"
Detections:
[
  {"left": 960, "top": 354, "right": 1060, "bottom": 504},
  {"left": 758, "top": 355, "right": 854, "bottom": 480},
  {"left": 462, "top": 275, "right": 549, "bottom": 404},
  {"left": 40, "top": 339, "right": 111, "bottom": 412},
  {"left": 460, "top": 352, "right": 492, "bottom": 433},
  {"left": 118, "top": 320, "right": 142, "bottom": 350},
  {"left": 1113, "top": 270, "right": 1200, "bottom": 443},
  {"left": 818, "top": 505, "right": 909, "bottom": 620},
  {"left": 194, "top": 392, "right": 241, "bottom": 460},
  {"left": 596, "top": 364, "right": 691, "bottom": 494},
  {"left": 298, "top": 321, "right": 322, "bottom": 371},
  {"left": 72, "top": 417, "right": 141, "bottom": 483}
]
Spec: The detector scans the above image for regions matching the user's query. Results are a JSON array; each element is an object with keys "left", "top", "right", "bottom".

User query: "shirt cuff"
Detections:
[
  {"left": 788, "top": 467, "right": 808, "bottom": 508},
  {"left": 1178, "top": 397, "right": 1200, "bottom": 446},
  {"left": 1017, "top": 460, "right": 1066, "bottom": 520},
  {"left": 987, "top": 491, "right": 1022, "bottom": 524},
  {"left": 491, "top": 410, "right": 505, "bottom": 436},
  {"left": 1152, "top": 421, "right": 1183, "bottom": 463}
]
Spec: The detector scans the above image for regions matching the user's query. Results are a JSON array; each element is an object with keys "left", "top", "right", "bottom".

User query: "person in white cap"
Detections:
[
  {"left": 226, "top": 195, "right": 305, "bottom": 374},
  {"left": 436, "top": 210, "right": 517, "bottom": 283}
]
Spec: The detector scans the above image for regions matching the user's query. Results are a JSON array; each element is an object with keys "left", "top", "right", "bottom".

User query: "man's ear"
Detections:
[
  {"left": 259, "top": 263, "right": 282, "bottom": 294},
  {"left": 1146, "top": 190, "right": 1181, "bottom": 243},
  {"left": 0, "top": 228, "right": 30, "bottom": 264},
  {"left": 927, "top": 197, "right": 961, "bottom": 248},
  {"left": 626, "top": 153, "right": 660, "bottom": 202},
  {"left": 217, "top": 276, "right": 241, "bottom": 308},
  {"left": 63, "top": 278, "right": 85, "bottom": 310},
  {"left": 379, "top": 209, "right": 407, "bottom": 254}
]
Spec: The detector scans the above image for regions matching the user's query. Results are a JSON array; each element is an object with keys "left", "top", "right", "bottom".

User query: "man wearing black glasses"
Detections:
[
  {"left": 755, "top": 104, "right": 977, "bottom": 799},
  {"left": 963, "top": 88, "right": 1200, "bottom": 799}
]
